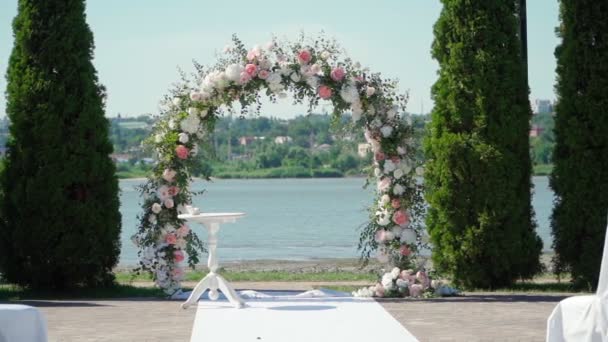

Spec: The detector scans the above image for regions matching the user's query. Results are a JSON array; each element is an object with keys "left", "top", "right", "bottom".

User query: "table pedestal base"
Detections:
[{"left": 181, "top": 272, "right": 246, "bottom": 309}]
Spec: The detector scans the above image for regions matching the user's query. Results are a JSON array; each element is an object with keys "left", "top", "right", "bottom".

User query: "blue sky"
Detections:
[{"left": 0, "top": 0, "right": 559, "bottom": 118}]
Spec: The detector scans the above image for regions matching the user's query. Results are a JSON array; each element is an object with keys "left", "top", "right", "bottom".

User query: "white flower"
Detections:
[
  {"left": 380, "top": 194, "right": 390, "bottom": 206},
  {"left": 151, "top": 203, "right": 162, "bottom": 214},
  {"left": 376, "top": 209, "right": 391, "bottom": 226},
  {"left": 366, "top": 86, "right": 376, "bottom": 97},
  {"left": 154, "top": 133, "right": 164, "bottom": 144},
  {"left": 401, "top": 163, "right": 412, "bottom": 174},
  {"left": 351, "top": 101, "right": 363, "bottom": 122},
  {"left": 225, "top": 64, "right": 244, "bottom": 82},
  {"left": 393, "top": 184, "right": 405, "bottom": 195},
  {"left": 172, "top": 97, "right": 182, "bottom": 107},
  {"left": 380, "top": 125, "right": 393, "bottom": 138},
  {"left": 305, "top": 76, "right": 319, "bottom": 89},
  {"left": 168, "top": 119, "right": 177, "bottom": 130},
  {"left": 279, "top": 65, "right": 291, "bottom": 76},
  {"left": 180, "top": 114, "right": 200, "bottom": 134},
  {"left": 266, "top": 72, "right": 282, "bottom": 85},
  {"left": 391, "top": 267, "right": 401, "bottom": 279},
  {"left": 400, "top": 228, "right": 416, "bottom": 243},
  {"left": 190, "top": 92, "right": 201, "bottom": 102},
  {"left": 310, "top": 63, "right": 322, "bottom": 75},
  {"left": 394, "top": 169, "right": 404, "bottom": 179},
  {"left": 188, "top": 107, "right": 199, "bottom": 116},
  {"left": 391, "top": 226, "right": 404, "bottom": 237},
  {"left": 374, "top": 168, "right": 382, "bottom": 178},
  {"left": 320, "top": 51, "right": 331, "bottom": 60},
  {"left": 415, "top": 166, "right": 425, "bottom": 176},
  {"left": 384, "top": 231, "right": 395, "bottom": 241},
  {"left": 148, "top": 214, "right": 157, "bottom": 224},
  {"left": 397, "top": 146, "right": 407, "bottom": 155},
  {"left": 340, "top": 85, "right": 359, "bottom": 104},
  {"left": 290, "top": 72, "right": 301, "bottom": 83},
  {"left": 383, "top": 160, "right": 396, "bottom": 173},
  {"left": 200, "top": 108, "right": 209, "bottom": 118},
  {"left": 178, "top": 133, "right": 189, "bottom": 144},
  {"left": 381, "top": 273, "right": 394, "bottom": 290}
]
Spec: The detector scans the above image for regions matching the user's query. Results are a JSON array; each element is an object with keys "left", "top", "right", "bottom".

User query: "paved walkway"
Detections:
[{"left": 5, "top": 285, "right": 574, "bottom": 341}]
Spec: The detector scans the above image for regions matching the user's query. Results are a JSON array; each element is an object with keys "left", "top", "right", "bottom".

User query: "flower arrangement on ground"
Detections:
[
  {"left": 131, "top": 34, "right": 427, "bottom": 295},
  {"left": 353, "top": 267, "right": 459, "bottom": 298}
]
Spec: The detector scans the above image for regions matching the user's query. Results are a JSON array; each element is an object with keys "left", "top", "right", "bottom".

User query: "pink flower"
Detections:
[
  {"left": 174, "top": 250, "right": 185, "bottom": 263},
  {"left": 378, "top": 178, "right": 391, "bottom": 192},
  {"left": 318, "top": 85, "right": 332, "bottom": 99},
  {"left": 330, "top": 67, "right": 346, "bottom": 81},
  {"left": 374, "top": 283, "right": 385, "bottom": 297},
  {"left": 391, "top": 156, "right": 401, "bottom": 164},
  {"left": 168, "top": 186, "right": 180, "bottom": 196},
  {"left": 258, "top": 69, "right": 270, "bottom": 79},
  {"left": 172, "top": 267, "right": 184, "bottom": 279},
  {"left": 391, "top": 198, "right": 401, "bottom": 209},
  {"left": 176, "top": 225, "right": 190, "bottom": 238},
  {"left": 162, "top": 169, "right": 176, "bottom": 182},
  {"left": 375, "top": 230, "right": 387, "bottom": 243},
  {"left": 298, "top": 49, "right": 312, "bottom": 64},
  {"left": 245, "top": 64, "right": 258, "bottom": 76},
  {"left": 165, "top": 233, "right": 177, "bottom": 245},
  {"left": 393, "top": 210, "right": 409, "bottom": 226},
  {"left": 164, "top": 198, "right": 174, "bottom": 209},
  {"left": 240, "top": 71, "right": 252, "bottom": 84},
  {"left": 157, "top": 185, "right": 170, "bottom": 201},
  {"left": 175, "top": 145, "right": 189, "bottom": 160},
  {"left": 409, "top": 284, "right": 423, "bottom": 297},
  {"left": 399, "top": 269, "right": 413, "bottom": 280},
  {"left": 375, "top": 152, "right": 386, "bottom": 161},
  {"left": 417, "top": 271, "right": 430, "bottom": 289},
  {"left": 399, "top": 244, "right": 412, "bottom": 257}
]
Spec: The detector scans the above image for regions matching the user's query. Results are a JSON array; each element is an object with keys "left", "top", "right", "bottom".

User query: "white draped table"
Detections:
[
  {"left": 0, "top": 304, "right": 47, "bottom": 342},
  {"left": 178, "top": 212, "right": 246, "bottom": 309}
]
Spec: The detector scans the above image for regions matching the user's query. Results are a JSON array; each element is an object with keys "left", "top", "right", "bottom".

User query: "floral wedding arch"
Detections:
[{"left": 131, "top": 35, "right": 427, "bottom": 295}]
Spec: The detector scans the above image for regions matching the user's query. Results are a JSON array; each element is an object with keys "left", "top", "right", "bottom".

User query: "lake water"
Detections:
[{"left": 118, "top": 176, "right": 554, "bottom": 265}]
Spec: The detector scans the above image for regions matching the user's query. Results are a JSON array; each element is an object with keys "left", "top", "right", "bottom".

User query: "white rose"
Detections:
[
  {"left": 266, "top": 72, "right": 282, "bottom": 85},
  {"left": 178, "top": 133, "right": 189, "bottom": 144},
  {"left": 394, "top": 169, "right": 404, "bottom": 179},
  {"left": 397, "top": 146, "right": 407, "bottom": 155},
  {"left": 154, "top": 133, "right": 164, "bottom": 143},
  {"left": 200, "top": 109, "right": 209, "bottom": 118},
  {"left": 381, "top": 273, "right": 394, "bottom": 290},
  {"left": 180, "top": 115, "right": 200, "bottom": 134},
  {"left": 366, "top": 86, "right": 376, "bottom": 97},
  {"left": 225, "top": 64, "right": 244, "bottom": 82},
  {"left": 351, "top": 101, "right": 363, "bottom": 122},
  {"left": 374, "top": 168, "right": 382, "bottom": 178},
  {"left": 340, "top": 85, "right": 359, "bottom": 104},
  {"left": 188, "top": 107, "right": 199, "bottom": 116},
  {"left": 391, "top": 267, "right": 401, "bottom": 279},
  {"left": 290, "top": 72, "right": 301, "bottom": 83},
  {"left": 383, "top": 160, "right": 396, "bottom": 173},
  {"left": 151, "top": 203, "right": 162, "bottom": 214},
  {"left": 320, "top": 51, "right": 330, "bottom": 60},
  {"left": 380, "top": 125, "right": 393, "bottom": 138},
  {"left": 148, "top": 214, "right": 157, "bottom": 224},
  {"left": 172, "top": 97, "right": 182, "bottom": 107},
  {"left": 380, "top": 194, "right": 390, "bottom": 206},
  {"left": 376, "top": 209, "right": 391, "bottom": 226},
  {"left": 393, "top": 184, "right": 405, "bottom": 195},
  {"left": 391, "top": 226, "right": 404, "bottom": 237},
  {"left": 400, "top": 228, "right": 416, "bottom": 243},
  {"left": 305, "top": 76, "right": 319, "bottom": 89},
  {"left": 415, "top": 166, "right": 425, "bottom": 176}
]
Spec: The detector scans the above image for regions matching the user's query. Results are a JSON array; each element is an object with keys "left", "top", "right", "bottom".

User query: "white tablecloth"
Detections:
[
  {"left": 0, "top": 304, "right": 47, "bottom": 342},
  {"left": 547, "top": 222, "right": 608, "bottom": 341}
]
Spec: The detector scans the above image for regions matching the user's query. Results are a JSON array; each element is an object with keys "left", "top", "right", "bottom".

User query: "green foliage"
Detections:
[
  {"left": 425, "top": 0, "right": 542, "bottom": 288},
  {"left": 0, "top": 0, "right": 121, "bottom": 289},
  {"left": 551, "top": 0, "right": 608, "bottom": 290}
]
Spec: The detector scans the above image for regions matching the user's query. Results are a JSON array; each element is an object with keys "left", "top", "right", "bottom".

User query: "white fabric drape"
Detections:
[
  {"left": 0, "top": 304, "right": 47, "bottom": 342},
  {"left": 547, "top": 222, "right": 608, "bottom": 341}
]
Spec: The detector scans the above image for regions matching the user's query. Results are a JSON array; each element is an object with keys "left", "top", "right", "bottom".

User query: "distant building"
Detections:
[
  {"left": 239, "top": 136, "right": 264, "bottom": 146},
  {"left": 274, "top": 136, "right": 293, "bottom": 144},
  {"left": 532, "top": 99, "right": 553, "bottom": 115},
  {"left": 358, "top": 143, "right": 371, "bottom": 158},
  {"left": 109, "top": 153, "right": 132, "bottom": 163},
  {"left": 529, "top": 125, "right": 543, "bottom": 138}
]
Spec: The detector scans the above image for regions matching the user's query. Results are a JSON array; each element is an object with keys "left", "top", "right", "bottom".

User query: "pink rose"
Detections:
[
  {"left": 378, "top": 178, "right": 391, "bottom": 192},
  {"left": 391, "top": 198, "right": 401, "bottom": 209},
  {"left": 245, "top": 64, "right": 258, "bottom": 76},
  {"left": 162, "top": 169, "right": 176, "bottom": 182},
  {"left": 175, "top": 145, "right": 189, "bottom": 160},
  {"left": 240, "top": 71, "right": 252, "bottom": 84},
  {"left": 330, "top": 67, "right": 346, "bottom": 81},
  {"left": 393, "top": 210, "right": 409, "bottom": 226},
  {"left": 174, "top": 250, "right": 185, "bottom": 263},
  {"left": 258, "top": 69, "right": 270, "bottom": 79},
  {"left": 318, "top": 85, "right": 332, "bottom": 99},
  {"left": 298, "top": 49, "right": 312, "bottom": 64},
  {"left": 157, "top": 185, "right": 170, "bottom": 201},
  {"left": 176, "top": 224, "right": 190, "bottom": 238},
  {"left": 399, "top": 244, "right": 412, "bottom": 257},
  {"left": 164, "top": 198, "right": 174, "bottom": 209},
  {"left": 399, "top": 269, "right": 413, "bottom": 280},
  {"left": 165, "top": 233, "right": 177, "bottom": 245},
  {"left": 374, "top": 230, "right": 387, "bottom": 243},
  {"left": 374, "top": 283, "right": 385, "bottom": 297},
  {"left": 391, "top": 156, "right": 401, "bottom": 163},
  {"left": 417, "top": 271, "right": 430, "bottom": 289},
  {"left": 409, "top": 284, "right": 423, "bottom": 297},
  {"left": 310, "top": 63, "right": 322, "bottom": 75},
  {"left": 168, "top": 186, "right": 180, "bottom": 196},
  {"left": 375, "top": 152, "right": 386, "bottom": 161}
]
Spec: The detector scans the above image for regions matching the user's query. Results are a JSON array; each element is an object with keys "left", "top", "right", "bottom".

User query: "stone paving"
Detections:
[{"left": 4, "top": 284, "right": 575, "bottom": 342}]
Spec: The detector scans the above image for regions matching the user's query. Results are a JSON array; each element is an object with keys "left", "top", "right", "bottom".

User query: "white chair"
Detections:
[
  {"left": 0, "top": 304, "right": 48, "bottom": 342},
  {"left": 546, "top": 223, "right": 608, "bottom": 341}
]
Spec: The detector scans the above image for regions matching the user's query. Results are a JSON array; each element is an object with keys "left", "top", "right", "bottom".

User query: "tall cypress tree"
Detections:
[
  {"left": 425, "top": 0, "right": 542, "bottom": 288},
  {"left": 0, "top": 0, "right": 121, "bottom": 289},
  {"left": 551, "top": 1, "right": 608, "bottom": 289}
]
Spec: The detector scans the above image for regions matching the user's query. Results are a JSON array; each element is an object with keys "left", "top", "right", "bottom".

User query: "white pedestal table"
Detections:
[{"left": 178, "top": 212, "right": 246, "bottom": 309}]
